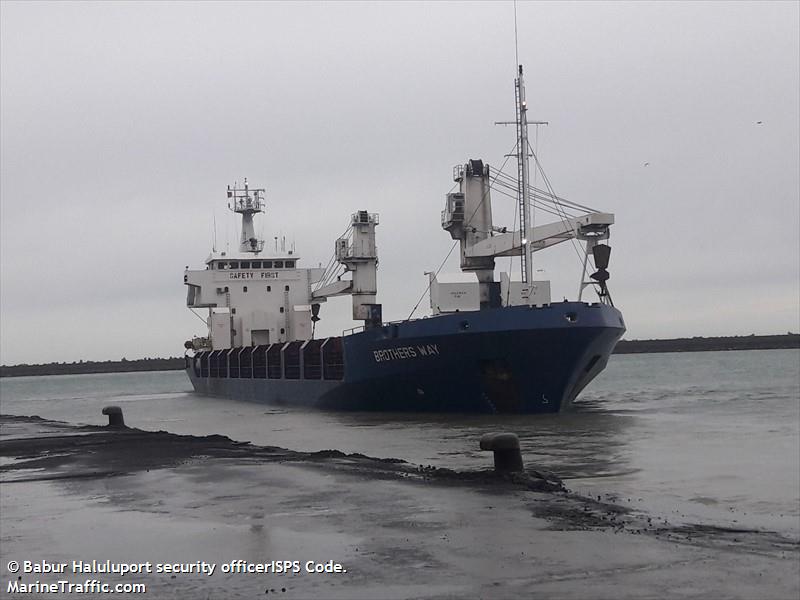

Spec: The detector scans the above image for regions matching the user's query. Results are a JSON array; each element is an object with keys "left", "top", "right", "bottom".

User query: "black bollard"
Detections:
[
  {"left": 102, "top": 406, "right": 125, "bottom": 428},
  {"left": 479, "top": 432, "right": 524, "bottom": 473}
]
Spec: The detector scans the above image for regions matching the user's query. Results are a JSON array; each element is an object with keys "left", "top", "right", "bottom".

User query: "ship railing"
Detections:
[
  {"left": 245, "top": 239, "right": 265, "bottom": 252},
  {"left": 441, "top": 207, "right": 465, "bottom": 228},
  {"left": 350, "top": 211, "right": 379, "bottom": 226},
  {"left": 343, "top": 317, "right": 412, "bottom": 337},
  {"left": 381, "top": 318, "right": 412, "bottom": 327},
  {"left": 232, "top": 197, "right": 264, "bottom": 213}
]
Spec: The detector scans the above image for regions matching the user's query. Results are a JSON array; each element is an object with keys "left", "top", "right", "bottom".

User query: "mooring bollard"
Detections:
[
  {"left": 480, "top": 432, "right": 524, "bottom": 473},
  {"left": 102, "top": 406, "right": 125, "bottom": 428}
]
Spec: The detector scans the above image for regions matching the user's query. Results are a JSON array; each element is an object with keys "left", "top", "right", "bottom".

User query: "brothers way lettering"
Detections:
[{"left": 373, "top": 344, "right": 440, "bottom": 363}]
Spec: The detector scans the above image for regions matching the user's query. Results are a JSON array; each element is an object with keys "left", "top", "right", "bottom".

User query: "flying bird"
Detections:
[
  {"left": 643, "top": 162, "right": 650, "bottom": 167},
  {"left": 756, "top": 121, "right": 763, "bottom": 125}
]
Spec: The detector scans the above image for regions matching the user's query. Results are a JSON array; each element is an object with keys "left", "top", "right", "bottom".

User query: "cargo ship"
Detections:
[{"left": 183, "top": 65, "right": 625, "bottom": 413}]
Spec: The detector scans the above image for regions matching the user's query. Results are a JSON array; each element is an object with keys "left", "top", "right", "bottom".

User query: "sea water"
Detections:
[{"left": 2, "top": 349, "right": 798, "bottom": 537}]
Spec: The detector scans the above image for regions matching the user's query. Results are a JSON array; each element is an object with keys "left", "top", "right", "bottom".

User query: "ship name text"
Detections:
[
  {"left": 228, "top": 271, "right": 279, "bottom": 280},
  {"left": 373, "top": 344, "right": 440, "bottom": 363}
]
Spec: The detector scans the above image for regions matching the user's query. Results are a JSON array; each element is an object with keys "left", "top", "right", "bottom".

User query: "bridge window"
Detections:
[
  {"left": 284, "top": 285, "right": 290, "bottom": 292},
  {"left": 286, "top": 260, "right": 295, "bottom": 268},
  {"left": 228, "top": 261, "right": 239, "bottom": 269},
  {"left": 274, "top": 261, "right": 284, "bottom": 268},
  {"left": 279, "top": 307, "right": 284, "bottom": 313},
  {"left": 263, "top": 261, "right": 273, "bottom": 268},
  {"left": 217, "top": 262, "right": 225, "bottom": 270},
  {"left": 252, "top": 261, "right": 261, "bottom": 268},
  {"left": 240, "top": 261, "right": 250, "bottom": 269}
]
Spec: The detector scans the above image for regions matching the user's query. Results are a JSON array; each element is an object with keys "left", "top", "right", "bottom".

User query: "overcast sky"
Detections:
[{"left": 1, "top": 1, "right": 798, "bottom": 365}]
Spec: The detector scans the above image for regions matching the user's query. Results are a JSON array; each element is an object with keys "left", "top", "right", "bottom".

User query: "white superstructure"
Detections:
[{"left": 185, "top": 181, "right": 380, "bottom": 351}]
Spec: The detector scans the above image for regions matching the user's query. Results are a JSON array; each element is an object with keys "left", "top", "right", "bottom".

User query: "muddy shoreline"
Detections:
[{"left": 2, "top": 414, "right": 798, "bottom": 598}]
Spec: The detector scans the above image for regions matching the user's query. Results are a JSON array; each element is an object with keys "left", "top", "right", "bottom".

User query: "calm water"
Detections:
[{"left": 2, "top": 349, "right": 798, "bottom": 537}]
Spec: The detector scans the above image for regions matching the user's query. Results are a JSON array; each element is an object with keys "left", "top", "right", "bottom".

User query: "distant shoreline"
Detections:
[
  {"left": 1, "top": 334, "right": 797, "bottom": 378},
  {"left": 612, "top": 334, "right": 799, "bottom": 355}
]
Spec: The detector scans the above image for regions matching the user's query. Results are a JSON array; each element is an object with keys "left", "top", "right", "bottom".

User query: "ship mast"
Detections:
[
  {"left": 227, "top": 179, "right": 266, "bottom": 253},
  {"left": 516, "top": 65, "right": 534, "bottom": 289}
]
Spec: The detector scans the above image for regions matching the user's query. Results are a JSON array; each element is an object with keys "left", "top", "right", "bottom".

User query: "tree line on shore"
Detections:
[
  {"left": 612, "top": 333, "right": 798, "bottom": 354},
  {"left": 1, "top": 334, "right": 797, "bottom": 378},
  {"left": 0, "top": 357, "right": 185, "bottom": 378}
]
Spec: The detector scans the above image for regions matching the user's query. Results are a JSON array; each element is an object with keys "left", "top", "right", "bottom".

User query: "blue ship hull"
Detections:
[{"left": 187, "top": 302, "right": 625, "bottom": 414}]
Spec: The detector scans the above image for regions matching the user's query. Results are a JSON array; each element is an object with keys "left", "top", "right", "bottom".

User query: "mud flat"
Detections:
[{"left": 1, "top": 415, "right": 797, "bottom": 599}]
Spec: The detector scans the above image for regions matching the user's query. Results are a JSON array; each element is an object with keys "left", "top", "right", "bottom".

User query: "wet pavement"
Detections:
[{"left": 1, "top": 415, "right": 798, "bottom": 599}]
